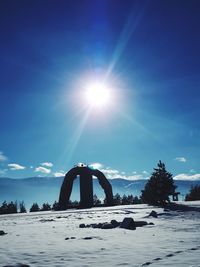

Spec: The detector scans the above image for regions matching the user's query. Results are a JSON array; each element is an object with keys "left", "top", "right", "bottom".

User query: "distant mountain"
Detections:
[{"left": 0, "top": 177, "right": 199, "bottom": 208}]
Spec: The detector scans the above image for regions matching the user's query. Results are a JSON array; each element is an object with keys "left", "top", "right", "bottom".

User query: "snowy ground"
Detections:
[{"left": 0, "top": 202, "right": 200, "bottom": 267}]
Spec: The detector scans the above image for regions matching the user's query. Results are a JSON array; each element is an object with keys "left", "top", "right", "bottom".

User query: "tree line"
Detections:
[
  {"left": 0, "top": 161, "right": 199, "bottom": 215},
  {"left": 0, "top": 193, "right": 142, "bottom": 214}
]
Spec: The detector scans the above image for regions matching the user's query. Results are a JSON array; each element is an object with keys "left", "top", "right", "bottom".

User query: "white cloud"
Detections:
[
  {"left": 101, "top": 169, "right": 119, "bottom": 175},
  {"left": 88, "top": 164, "right": 148, "bottom": 181},
  {"left": 41, "top": 162, "right": 53, "bottom": 168},
  {"left": 54, "top": 171, "right": 65, "bottom": 177},
  {"left": 175, "top": 157, "right": 187, "bottom": 163},
  {"left": 174, "top": 173, "right": 200, "bottom": 181},
  {"left": 35, "top": 166, "right": 51, "bottom": 174},
  {"left": 8, "top": 163, "right": 26, "bottom": 170},
  {"left": 89, "top": 163, "right": 103, "bottom": 169},
  {"left": 100, "top": 168, "right": 146, "bottom": 180},
  {"left": 0, "top": 151, "right": 7, "bottom": 162}
]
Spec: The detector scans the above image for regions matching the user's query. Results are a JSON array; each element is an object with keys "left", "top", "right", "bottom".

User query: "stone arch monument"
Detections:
[{"left": 58, "top": 164, "right": 113, "bottom": 209}]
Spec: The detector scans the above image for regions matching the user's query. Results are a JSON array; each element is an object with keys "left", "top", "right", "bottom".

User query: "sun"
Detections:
[{"left": 84, "top": 82, "right": 111, "bottom": 108}]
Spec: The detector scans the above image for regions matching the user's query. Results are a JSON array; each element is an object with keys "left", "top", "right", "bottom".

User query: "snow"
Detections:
[{"left": 0, "top": 202, "right": 200, "bottom": 267}]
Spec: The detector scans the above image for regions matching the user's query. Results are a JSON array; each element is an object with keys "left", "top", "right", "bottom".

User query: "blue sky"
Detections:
[{"left": 0, "top": 0, "right": 199, "bottom": 180}]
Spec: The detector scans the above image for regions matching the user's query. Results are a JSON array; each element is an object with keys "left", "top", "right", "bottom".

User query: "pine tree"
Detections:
[
  {"left": 141, "top": 161, "right": 176, "bottom": 206},
  {"left": 113, "top": 193, "right": 122, "bottom": 205},
  {"left": 41, "top": 202, "right": 51, "bottom": 211},
  {"left": 185, "top": 185, "right": 200, "bottom": 201},
  {"left": 19, "top": 201, "right": 27, "bottom": 213},
  {"left": 30, "top": 203, "right": 40, "bottom": 212},
  {"left": 93, "top": 194, "right": 101, "bottom": 206}
]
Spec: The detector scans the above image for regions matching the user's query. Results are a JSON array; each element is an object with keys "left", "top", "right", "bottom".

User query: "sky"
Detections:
[{"left": 0, "top": 0, "right": 200, "bottom": 180}]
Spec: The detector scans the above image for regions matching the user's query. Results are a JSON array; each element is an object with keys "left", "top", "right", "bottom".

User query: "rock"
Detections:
[
  {"left": 65, "top": 236, "right": 76, "bottom": 240},
  {"left": 101, "top": 223, "right": 115, "bottom": 229},
  {"left": 120, "top": 217, "right": 136, "bottom": 230},
  {"left": 110, "top": 219, "right": 120, "bottom": 228},
  {"left": 97, "top": 223, "right": 103, "bottom": 228},
  {"left": 79, "top": 223, "right": 86, "bottom": 228},
  {"left": 3, "top": 264, "right": 30, "bottom": 267},
  {"left": 149, "top": 210, "right": 158, "bottom": 218},
  {"left": 148, "top": 222, "right": 154, "bottom": 225},
  {"left": 135, "top": 221, "right": 148, "bottom": 227},
  {"left": 0, "top": 230, "right": 7, "bottom": 236},
  {"left": 39, "top": 219, "right": 55, "bottom": 222},
  {"left": 90, "top": 223, "right": 98, "bottom": 228},
  {"left": 82, "top": 237, "right": 93, "bottom": 240}
]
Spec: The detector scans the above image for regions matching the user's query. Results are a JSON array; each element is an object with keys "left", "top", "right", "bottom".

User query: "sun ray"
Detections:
[{"left": 64, "top": 106, "right": 92, "bottom": 166}]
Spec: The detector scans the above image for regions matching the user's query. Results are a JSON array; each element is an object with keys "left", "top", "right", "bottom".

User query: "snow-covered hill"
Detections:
[{"left": 0, "top": 203, "right": 200, "bottom": 266}]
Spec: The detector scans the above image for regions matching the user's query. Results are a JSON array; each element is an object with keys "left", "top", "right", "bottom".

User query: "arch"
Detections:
[
  {"left": 58, "top": 166, "right": 113, "bottom": 209},
  {"left": 91, "top": 169, "right": 113, "bottom": 206}
]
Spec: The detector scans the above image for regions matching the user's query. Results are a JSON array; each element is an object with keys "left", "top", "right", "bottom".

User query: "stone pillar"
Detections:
[{"left": 79, "top": 167, "right": 93, "bottom": 208}]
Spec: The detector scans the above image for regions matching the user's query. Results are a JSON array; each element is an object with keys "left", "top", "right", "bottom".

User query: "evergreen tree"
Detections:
[
  {"left": 122, "top": 194, "right": 129, "bottom": 205},
  {"left": 41, "top": 202, "right": 51, "bottom": 211},
  {"left": 93, "top": 194, "right": 101, "bottom": 206},
  {"left": 52, "top": 201, "right": 60, "bottom": 211},
  {"left": 19, "top": 201, "right": 27, "bottom": 213},
  {"left": 185, "top": 185, "right": 200, "bottom": 201},
  {"left": 0, "top": 201, "right": 8, "bottom": 214},
  {"left": 113, "top": 193, "right": 122, "bottom": 205},
  {"left": 7, "top": 201, "right": 18, "bottom": 214},
  {"left": 30, "top": 203, "right": 40, "bottom": 212},
  {"left": 141, "top": 161, "right": 176, "bottom": 206}
]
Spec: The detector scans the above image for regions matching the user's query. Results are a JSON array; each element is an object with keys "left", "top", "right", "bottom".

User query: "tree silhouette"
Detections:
[
  {"left": 93, "top": 194, "right": 101, "bottom": 206},
  {"left": 0, "top": 201, "right": 18, "bottom": 214},
  {"left": 52, "top": 201, "right": 60, "bottom": 211},
  {"left": 185, "top": 185, "right": 200, "bottom": 201},
  {"left": 30, "top": 203, "right": 40, "bottom": 212},
  {"left": 113, "top": 193, "right": 122, "bottom": 205},
  {"left": 141, "top": 161, "right": 176, "bottom": 206},
  {"left": 41, "top": 203, "right": 51, "bottom": 211},
  {"left": 19, "top": 201, "right": 27, "bottom": 213}
]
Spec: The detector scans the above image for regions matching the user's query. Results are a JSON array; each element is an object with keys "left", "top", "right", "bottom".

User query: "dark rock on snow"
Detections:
[
  {"left": 79, "top": 217, "right": 151, "bottom": 230},
  {"left": 134, "top": 221, "right": 148, "bottom": 227},
  {"left": 149, "top": 210, "right": 158, "bottom": 218},
  {"left": 79, "top": 223, "right": 86, "bottom": 228},
  {"left": 0, "top": 230, "right": 7, "bottom": 236},
  {"left": 120, "top": 217, "right": 136, "bottom": 230},
  {"left": 101, "top": 223, "right": 115, "bottom": 229},
  {"left": 111, "top": 219, "right": 120, "bottom": 227},
  {"left": 3, "top": 264, "right": 30, "bottom": 267}
]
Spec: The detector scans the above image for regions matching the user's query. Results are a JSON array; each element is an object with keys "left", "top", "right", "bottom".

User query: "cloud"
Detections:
[
  {"left": 54, "top": 171, "right": 65, "bottom": 177},
  {"left": 41, "top": 162, "right": 53, "bottom": 168},
  {"left": 89, "top": 163, "right": 103, "bottom": 169},
  {"left": 174, "top": 173, "right": 200, "bottom": 181},
  {"left": 8, "top": 163, "right": 26, "bottom": 170},
  {"left": 101, "top": 168, "right": 120, "bottom": 176},
  {"left": 175, "top": 157, "right": 187, "bottom": 162},
  {"left": 100, "top": 168, "right": 146, "bottom": 180},
  {"left": 35, "top": 166, "right": 51, "bottom": 174},
  {"left": 0, "top": 151, "right": 7, "bottom": 162},
  {"left": 88, "top": 163, "right": 148, "bottom": 180}
]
